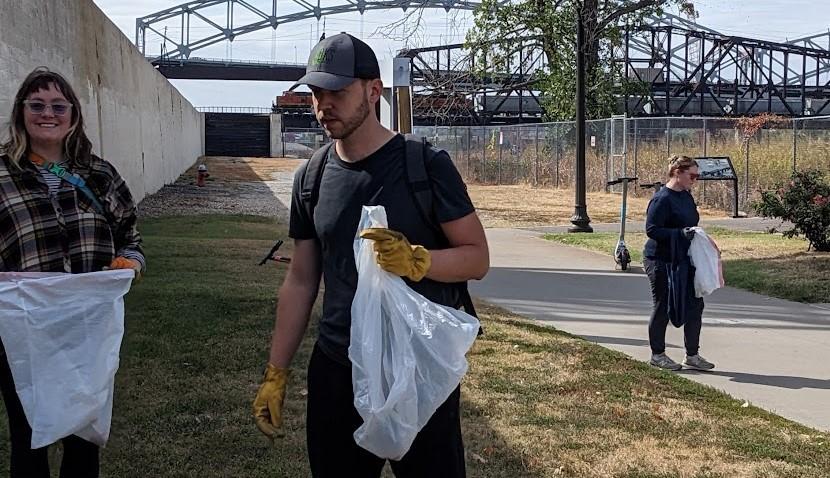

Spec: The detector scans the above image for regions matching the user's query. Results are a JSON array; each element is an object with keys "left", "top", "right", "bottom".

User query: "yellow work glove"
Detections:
[
  {"left": 105, "top": 256, "right": 142, "bottom": 281},
  {"left": 359, "top": 228, "right": 431, "bottom": 282},
  {"left": 252, "top": 364, "right": 290, "bottom": 440}
]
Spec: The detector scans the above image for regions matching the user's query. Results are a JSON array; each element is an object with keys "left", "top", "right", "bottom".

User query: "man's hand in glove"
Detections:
[
  {"left": 359, "top": 228, "right": 431, "bottom": 282},
  {"left": 105, "top": 256, "right": 142, "bottom": 281},
  {"left": 252, "top": 364, "right": 290, "bottom": 440},
  {"left": 682, "top": 227, "right": 696, "bottom": 241}
]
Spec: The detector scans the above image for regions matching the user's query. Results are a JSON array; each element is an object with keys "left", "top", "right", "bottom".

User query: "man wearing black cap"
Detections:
[{"left": 252, "top": 33, "right": 489, "bottom": 477}]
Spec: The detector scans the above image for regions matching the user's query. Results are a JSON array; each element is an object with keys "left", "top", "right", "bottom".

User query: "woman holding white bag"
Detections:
[
  {"left": 0, "top": 67, "right": 145, "bottom": 478},
  {"left": 643, "top": 155, "right": 715, "bottom": 372}
]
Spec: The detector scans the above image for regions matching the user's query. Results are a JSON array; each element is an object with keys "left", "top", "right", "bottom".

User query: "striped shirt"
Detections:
[
  {"left": 38, "top": 166, "right": 63, "bottom": 194},
  {"left": 0, "top": 153, "right": 145, "bottom": 273}
]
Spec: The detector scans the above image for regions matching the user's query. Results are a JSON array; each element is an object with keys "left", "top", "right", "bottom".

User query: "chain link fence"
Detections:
[
  {"left": 280, "top": 128, "right": 328, "bottom": 159},
  {"left": 415, "top": 116, "right": 830, "bottom": 214}
]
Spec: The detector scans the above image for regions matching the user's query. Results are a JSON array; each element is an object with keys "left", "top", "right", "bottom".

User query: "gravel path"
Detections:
[{"left": 137, "top": 159, "right": 296, "bottom": 220}]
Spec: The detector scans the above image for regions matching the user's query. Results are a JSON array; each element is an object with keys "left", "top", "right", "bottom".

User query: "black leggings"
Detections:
[
  {"left": 306, "top": 343, "right": 466, "bottom": 478},
  {"left": 0, "top": 341, "right": 99, "bottom": 478},
  {"left": 643, "top": 258, "right": 704, "bottom": 356}
]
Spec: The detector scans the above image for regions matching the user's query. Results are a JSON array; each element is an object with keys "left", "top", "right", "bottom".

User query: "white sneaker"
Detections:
[
  {"left": 683, "top": 354, "right": 715, "bottom": 371},
  {"left": 650, "top": 353, "right": 682, "bottom": 371}
]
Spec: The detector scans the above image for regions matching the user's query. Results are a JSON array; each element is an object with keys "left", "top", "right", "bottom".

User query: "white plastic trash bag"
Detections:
[
  {"left": 0, "top": 270, "right": 134, "bottom": 448},
  {"left": 687, "top": 227, "right": 725, "bottom": 298},
  {"left": 349, "top": 205, "right": 480, "bottom": 460}
]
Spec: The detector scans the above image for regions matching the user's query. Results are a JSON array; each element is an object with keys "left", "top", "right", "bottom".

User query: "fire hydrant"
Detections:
[{"left": 196, "top": 164, "right": 210, "bottom": 187}]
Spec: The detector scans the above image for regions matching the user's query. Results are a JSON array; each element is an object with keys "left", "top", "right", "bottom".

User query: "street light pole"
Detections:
[{"left": 569, "top": 3, "right": 593, "bottom": 233}]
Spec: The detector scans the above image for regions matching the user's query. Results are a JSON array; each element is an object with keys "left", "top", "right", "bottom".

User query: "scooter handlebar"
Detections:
[
  {"left": 639, "top": 181, "right": 663, "bottom": 190},
  {"left": 606, "top": 176, "right": 639, "bottom": 186}
]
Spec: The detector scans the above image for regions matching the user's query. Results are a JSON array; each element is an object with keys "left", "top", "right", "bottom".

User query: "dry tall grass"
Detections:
[{"left": 426, "top": 120, "right": 830, "bottom": 216}]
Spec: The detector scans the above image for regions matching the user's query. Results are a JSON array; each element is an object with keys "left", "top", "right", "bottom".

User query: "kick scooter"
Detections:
[{"left": 606, "top": 176, "right": 638, "bottom": 271}]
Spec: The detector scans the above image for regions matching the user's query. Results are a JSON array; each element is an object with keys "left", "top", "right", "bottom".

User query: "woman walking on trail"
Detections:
[
  {"left": 643, "top": 155, "right": 715, "bottom": 372},
  {"left": 0, "top": 67, "right": 145, "bottom": 478}
]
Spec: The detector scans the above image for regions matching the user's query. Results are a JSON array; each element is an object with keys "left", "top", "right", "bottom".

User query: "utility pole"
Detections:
[{"left": 570, "top": 3, "right": 593, "bottom": 232}]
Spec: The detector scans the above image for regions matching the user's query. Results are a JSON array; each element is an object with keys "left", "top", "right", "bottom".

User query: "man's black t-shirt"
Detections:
[{"left": 289, "top": 134, "right": 476, "bottom": 364}]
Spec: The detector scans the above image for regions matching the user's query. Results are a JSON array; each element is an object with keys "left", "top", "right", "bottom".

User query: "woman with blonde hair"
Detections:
[
  {"left": 643, "top": 155, "right": 714, "bottom": 372},
  {"left": 0, "top": 67, "right": 144, "bottom": 477}
]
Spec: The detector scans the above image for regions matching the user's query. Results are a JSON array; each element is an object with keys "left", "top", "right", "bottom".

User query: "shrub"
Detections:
[{"left": 754, "top": 169, "right": 830, "bottom": 251}]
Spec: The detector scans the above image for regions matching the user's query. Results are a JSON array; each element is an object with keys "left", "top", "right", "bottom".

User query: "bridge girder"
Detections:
[
  {"left": 403, "top": 13, "right": 830, "bottom": 120},
  {"left": 136, "top": 0, "right": 485, "bottom": 60}
]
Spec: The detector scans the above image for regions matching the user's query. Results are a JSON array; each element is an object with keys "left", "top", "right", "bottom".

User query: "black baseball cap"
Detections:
[{"left": 290, "top": 33, "right": 380, "bottom": 91}]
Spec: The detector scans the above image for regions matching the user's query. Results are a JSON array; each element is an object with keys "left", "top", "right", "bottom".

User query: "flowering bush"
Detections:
[{"left": 754, "top": 169, "right": 830, "bottom": 251}]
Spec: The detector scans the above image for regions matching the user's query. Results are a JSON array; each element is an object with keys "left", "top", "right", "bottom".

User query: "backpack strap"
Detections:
[
  {"left": 403, "top": 134, "right": 441, "bottom": 235},
  {"left": 299, "top": 142, "right": 335, "bottom": 224},
  {"left": 402, "top": 134, "right": 479, "bottom": 322}
]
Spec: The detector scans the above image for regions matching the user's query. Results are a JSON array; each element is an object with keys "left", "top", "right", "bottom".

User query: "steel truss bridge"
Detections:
[
  {"left": 137, "top": 2, "right": 830, "bottom": 122},
  {"left": 398, "top": 41, "right": 546, "bottom": 125},
  {"left": 135, "top": 0, "right": 544, "bottom": 123},
  {"left": 400, "top": 14, "right": 830, "bottom": 121},
  {"left": 618, "top": 14, "right": 830, "bottom": 117},
  {"left": 135, "top": 0, "right": 484, "bottom": 60}
]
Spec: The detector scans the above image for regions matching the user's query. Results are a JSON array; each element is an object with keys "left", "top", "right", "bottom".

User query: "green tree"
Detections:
[{"left": 467, "top": 0, "right": 695, "bottom": 120}]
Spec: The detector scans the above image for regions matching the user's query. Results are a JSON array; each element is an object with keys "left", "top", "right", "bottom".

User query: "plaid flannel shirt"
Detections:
[{"left": 0, "top": 153, "right": 144, "bottom": 273}]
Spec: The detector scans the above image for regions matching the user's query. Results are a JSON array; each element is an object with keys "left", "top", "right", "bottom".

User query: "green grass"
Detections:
[
  {"left": 543, "top": 228, "right": 830, "bottom": 303},
  {"left": 1, "top": 215, "right": 828, "bottom": 477},
  {"left": 101, "top": 215, "right": 309, "bottom": 477},
  {"left": 1, "top": 215, "right": 310, "bottom": 477},
  {"left": 463, "top": 307, "right": 830, "bottom": 477}
]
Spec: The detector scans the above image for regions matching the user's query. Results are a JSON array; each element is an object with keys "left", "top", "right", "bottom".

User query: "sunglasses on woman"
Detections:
[{"left": 22, "top": 100, "right": 73, "bottom": 116}]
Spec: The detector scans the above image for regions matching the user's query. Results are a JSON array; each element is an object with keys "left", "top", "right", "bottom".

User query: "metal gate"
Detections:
[
  {"left": 607, "top": 114, "right": 628, "bottom": 192},
  {"left": 204, "top": 113, "right": 270, "bottom": 157}
]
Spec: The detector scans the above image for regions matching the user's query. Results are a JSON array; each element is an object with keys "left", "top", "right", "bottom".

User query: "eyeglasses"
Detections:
[{"left": 22, "top": 100, "right": 73, "bottom": 116}]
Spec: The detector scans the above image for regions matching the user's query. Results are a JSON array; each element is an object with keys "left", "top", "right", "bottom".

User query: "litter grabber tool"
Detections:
[
  {"left": 259, "top": 240, "right": 291, "bottom": 265},
  {"left": 606, "top": 176, "right": 638, "bottom": 271}
]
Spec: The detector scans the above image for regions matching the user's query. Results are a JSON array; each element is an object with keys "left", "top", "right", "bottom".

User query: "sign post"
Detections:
[{"left": 694, "top": 156, "right": 740, "bottom": 218}]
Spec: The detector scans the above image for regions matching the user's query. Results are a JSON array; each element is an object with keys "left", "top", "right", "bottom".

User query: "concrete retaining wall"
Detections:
[{"left": 0, "top": 0, "right": 204, "bottom": 202}]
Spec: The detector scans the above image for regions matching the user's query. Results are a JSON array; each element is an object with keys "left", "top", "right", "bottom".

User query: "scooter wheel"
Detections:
[{"left": 619, "top": 250, "right": 631, "bottom": 271}]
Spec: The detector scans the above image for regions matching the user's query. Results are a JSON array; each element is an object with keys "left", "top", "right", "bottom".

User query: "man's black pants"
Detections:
[
  {"left": 0, "top": 341, "right": 99, "bottom": 478},
  {"left": 306, "top": 343, "right": 466, "bottom": 478}
]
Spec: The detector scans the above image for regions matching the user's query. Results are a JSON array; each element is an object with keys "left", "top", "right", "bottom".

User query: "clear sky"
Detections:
[{"left": 92, "top": 0, "right": 830, "bottom": 108}]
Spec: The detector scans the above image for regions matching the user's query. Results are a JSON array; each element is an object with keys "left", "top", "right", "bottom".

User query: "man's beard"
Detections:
[{"left": 324, "top": 92, "right": 370, "bottom": 140}]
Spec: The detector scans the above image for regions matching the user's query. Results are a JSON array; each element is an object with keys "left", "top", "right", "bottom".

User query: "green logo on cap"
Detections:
[{"left": 312, "top": 47, "right": 335, "bottom": 67}]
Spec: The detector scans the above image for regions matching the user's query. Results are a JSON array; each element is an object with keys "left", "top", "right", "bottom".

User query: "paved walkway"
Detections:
[
  {"left": 531, "top": 216, "right": 790, "bottom": 234},
  {"left": 471, "top": 228, "right": 830, "bottom": 432}
]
